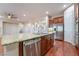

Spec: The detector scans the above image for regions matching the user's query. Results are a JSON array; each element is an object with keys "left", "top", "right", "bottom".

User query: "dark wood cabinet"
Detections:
[
  {"left": 49, "top": 20, "right": 53, "bottom": 25},
  {"left": 40, "top": 34, "right": 54, "bottom": 56},
  {"left": 53, "top": 18, "right": 58, "bottom": 24},
  {"left": 19, "top": 42, "right": 23, "bottom": 56},
  {"left": 30, "top": 43, "right": 37, "bottom": 56},
  {"left": 50, "top": 34, "right": 54, "bottom": 47},
  {"left": 46, "top": 35, "right": 52, "bottom": 51},
  {"left": 53, "top": 16, "right": 64, "bottom": 24},
  {"left": 46, "top": 38, "right": 51, "bottom": 50},
  {"left": 49, "top": 16, "right": 64, "bottom": 24},
  {"left": 25, "top": 44, "right": 32, "bottom": 56},
  {"left": 41, "top": 36, "right": 47, "bottom": 55},
  {"left": 19, "top": 34, "right": 54, "bottom": 56},
  {"left": 58, "top": 17, "right": 64, "bottom": 23}
]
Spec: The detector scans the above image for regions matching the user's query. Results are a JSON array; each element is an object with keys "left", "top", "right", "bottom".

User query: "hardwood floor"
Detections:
[{"left": 45, "top": 40, "right": 79, "bottom": 56}]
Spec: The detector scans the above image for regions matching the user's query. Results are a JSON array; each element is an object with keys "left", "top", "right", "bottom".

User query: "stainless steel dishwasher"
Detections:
[{"left": 23, "top": 38, "right": 41, "bottom": 56}]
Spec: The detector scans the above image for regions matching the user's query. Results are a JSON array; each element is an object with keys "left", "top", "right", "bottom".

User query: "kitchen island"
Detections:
[{"left": 1, "top": 32, "right": 54, "bottom": 56}]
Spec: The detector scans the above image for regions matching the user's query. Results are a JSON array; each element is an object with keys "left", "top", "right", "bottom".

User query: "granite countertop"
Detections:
[{"left": 2, "top": 32, "right": 54, "bottom": 46}]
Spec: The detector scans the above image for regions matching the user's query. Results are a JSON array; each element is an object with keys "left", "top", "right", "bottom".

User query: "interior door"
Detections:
[
  {"left": 3, "top": 22, "right": 19, "bottom": 56},
  {"left": 3, "top": 22, "right": 19, "bottom": 35}
]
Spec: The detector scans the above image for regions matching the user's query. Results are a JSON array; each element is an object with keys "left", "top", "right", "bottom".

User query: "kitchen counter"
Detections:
[{"left": 2, "top": 32, "right": 54, "bottom": 46}]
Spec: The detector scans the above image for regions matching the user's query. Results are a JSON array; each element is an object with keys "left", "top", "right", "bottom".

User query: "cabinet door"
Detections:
[
  {"left": 19, "top": 42, "right": 23, "bottom": 56},
  {"left": 53, "top": 16, "right": 64, "bottom": 24},
  {"left": 25, "top": 45, "right": 32, "bottom": 56},
  {"left": 50, "top": 34, "right": 54, "bottom": 47},
  {"left": 53, "top": 18, "right": 58, "bottom": 24},
  {"left": 30, "top": 43, "right": 37, "bottom": 56},
  {"left": 58, "top": 17, "right": 64, "bottom": 23},
  {"left": 41, "top": 36, "right": 47, "bottom": 55},
  {"left": 41, "top": 35, "right": 54, "bottom": 56},
  {"left": 49, "top": 20, "right": 52, "bottom": 25},
  {"left": 45, "top": 35, "right": 51, "bottom": 51}
]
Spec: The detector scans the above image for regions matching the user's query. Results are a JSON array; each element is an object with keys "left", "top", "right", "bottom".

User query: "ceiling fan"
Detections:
[{"left": 3, "top": 13, "right": 18, "bottom": 20}]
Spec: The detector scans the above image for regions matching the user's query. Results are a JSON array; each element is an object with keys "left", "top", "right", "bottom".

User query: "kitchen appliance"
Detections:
[
  {"left": 53, "top": 23, "right": 64, "bottom": 40},
  {"left": 75, "top": 18, "right": 79, "bottom": 49},
  {"left": 1, "top": 13, "right": 18, "bottom": 20}
]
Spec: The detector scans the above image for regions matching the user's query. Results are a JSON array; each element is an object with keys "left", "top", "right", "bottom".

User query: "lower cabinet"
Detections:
[
  {"left": 41, "top": 36, "right": 47, "bottom": 55},
  {"left": 24, "top": 44, "right": 31, "bottom": 56},
  {"left": 41, "top": 34, "right": 54, "bottom": 56},
  {"left": 19, "top": 34, "right": 54, "bottom": 56},
  {"left": 50, "top": 34, "right": 54, "bottom": 47}
]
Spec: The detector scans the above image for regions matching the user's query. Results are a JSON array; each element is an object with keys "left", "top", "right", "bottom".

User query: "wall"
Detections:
[
  {"left": 64, "top": 5, "right": 76, "bottom": 45},
  {"left": 0, "top": 20, "right": 4, "bottom": 55},
  {"left": 3, "top": 43, "right": 19, "bottom": 56}
]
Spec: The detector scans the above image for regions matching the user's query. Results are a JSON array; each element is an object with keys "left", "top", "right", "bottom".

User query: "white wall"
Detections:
[
  {"left": 64, "top": 5, "right": 75, "bottom": 45},
  {"left": 0, "top": 20, "right": 3, "bottom": 55},
  {"left": 4, "top": 43, "right": 19, "bottom": 56}
]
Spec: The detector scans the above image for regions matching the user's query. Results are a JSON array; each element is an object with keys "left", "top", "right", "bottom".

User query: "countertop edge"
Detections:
[{"left": 2, "top": 32, "right": 54, "bottom": 46}]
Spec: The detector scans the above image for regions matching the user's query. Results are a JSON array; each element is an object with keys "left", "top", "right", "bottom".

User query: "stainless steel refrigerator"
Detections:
[
  {"left": 53, "top": 23, "right": 64, "bottom": 40},
  {"left": 75, "top": 18, "right": 79, "bottom": 49}
]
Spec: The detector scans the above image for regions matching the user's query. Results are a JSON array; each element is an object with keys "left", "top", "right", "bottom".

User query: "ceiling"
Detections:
[{"left": 0, "top": 3, "right": 71, "bottom": 22}]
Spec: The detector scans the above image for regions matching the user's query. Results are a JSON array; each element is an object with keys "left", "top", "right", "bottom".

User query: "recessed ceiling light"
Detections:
[
  {"left": 23, "top": 14, "right": 26, "bottom": 16},
  {"left": 64, "top": 5, "right": 66, "bottom": 8},
  {"left": 45, "top": 11, "right": 49, "bottom": 14}
]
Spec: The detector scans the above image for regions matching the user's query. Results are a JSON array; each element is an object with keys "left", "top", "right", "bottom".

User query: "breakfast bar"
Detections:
[{"left": 2, "top": 32, "right": 54, "bottom": 56}]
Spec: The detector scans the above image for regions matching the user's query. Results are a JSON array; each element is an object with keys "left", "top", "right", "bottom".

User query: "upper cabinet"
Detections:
[
  {"left": 49, "top": 20, "right": 53, "bottom": 24},
  {"left": 58, "top": 17, "right": 64, "bottom": 23},
  {"left": 49, "top": 16, "right": 64, "bottom": 24}
]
